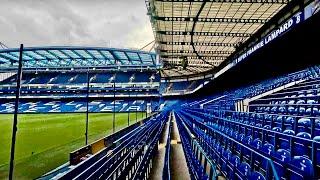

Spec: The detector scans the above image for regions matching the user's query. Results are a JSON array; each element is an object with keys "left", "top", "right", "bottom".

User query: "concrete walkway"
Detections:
[
  {"left": 149, "top": 115, "right": 170, "bottom": 180},
  {"left": 170, "top": 113, "right": 191, "bottom": 180}
]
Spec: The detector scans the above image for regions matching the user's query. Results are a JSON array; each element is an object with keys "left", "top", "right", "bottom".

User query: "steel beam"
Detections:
[
  {"left": 156, "top": 31, "right": 251, "bottom": 37},
  {"left": 160, "top": 49, "right": 233, "bottom": 55},
  {"left": 154, "top": 0, "right": 289, "bottom": 4},
  {"left": 159, "top": 41, "right": 239, "bottom": 47},
  {"left": 153, "top": 16, "right": 267, "bottom": 23}
]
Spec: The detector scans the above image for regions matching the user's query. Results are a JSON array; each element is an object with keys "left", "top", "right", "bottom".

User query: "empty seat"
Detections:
[
  {"left": 297, "top": 118, "right": 311, "bottom": 133},
  {"left": 227, "top": 155, "right": 241, "bottom": 179},
  {"left": 236, "top": 162, "right": 251, "bottom": 180},
  {"left": 287, "top": 156, "right": 314, "bottom": 180},
  {"left": 280, "top": 129, "right": 295, "bottom": 150},
  {"left": 284, "top": 117, "right": 295, "bottom": 130},
  {"left": 273, "top": 149, "right": 291, "bottom": 179},
  {"left": 293, "top": 132, "right": 311, "bottom": 156},
  {"left": 249, "top": 171, "right": 266, "bottom": 180}
]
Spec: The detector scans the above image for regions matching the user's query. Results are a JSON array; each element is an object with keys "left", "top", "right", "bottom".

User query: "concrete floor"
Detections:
[
  {"left": 149, "top": 117, "right": 170, "bottom": 180},
  {"left": 170, "top": 114, "right": 191, "bottom": 180},
  {"left": 149, "top": 112, "right": 224, "bottom": 180}
]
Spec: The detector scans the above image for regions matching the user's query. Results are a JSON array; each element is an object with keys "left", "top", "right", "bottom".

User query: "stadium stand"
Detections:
[
  {"left": 174, "top": 67, "right": 320, "bottom": 179},
  {"left": 1, "top": 0, "right": 320, "bottom": 179}
]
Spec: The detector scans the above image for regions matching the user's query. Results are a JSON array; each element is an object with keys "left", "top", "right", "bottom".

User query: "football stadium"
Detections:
[{"left": 0, "top": 0, "right": 320, "bottom": 179}]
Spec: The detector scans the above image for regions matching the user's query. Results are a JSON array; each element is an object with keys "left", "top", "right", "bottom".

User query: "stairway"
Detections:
[
  {"left": 170, "top": 113, "right": 191, "bottom": 180},
  {"left": 149, "top": 112, "right": 190, "bottom": 180}
]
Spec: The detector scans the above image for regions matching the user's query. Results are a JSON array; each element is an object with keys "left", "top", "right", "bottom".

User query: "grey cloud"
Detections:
[{"left": 0, "top": 0, "right": 154, "bottom": 50}]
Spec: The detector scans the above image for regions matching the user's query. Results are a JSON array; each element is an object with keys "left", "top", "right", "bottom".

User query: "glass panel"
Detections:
[{"left": 61, "top": 50, "right": 80, "bottom": 59}]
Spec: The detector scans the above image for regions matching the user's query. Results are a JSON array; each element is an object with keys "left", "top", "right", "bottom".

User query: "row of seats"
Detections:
[
  {"left": 177, "top": 109, "right": 318, "bottom": 179},
  {"left": 250, "top": 77, "right": 320, "bottom": 116},
  {"left": 176, "top": 111, "right": 270, "bottom": 179},
  {"left": 160, "top": 79, "right": 204, "bottom": 94},
  {"left": 58, "top": 112, "right": 167, "bottom": 179},
  {"left": 1, "top": 72, "right": 160, "bottom": 85},
  {"left": 0, "top": 99, "right": 159, "bottom": 113},
  {"left": 174, "top": 112, "right": 210, "bottom": 180},
  {"left": 185, "top": 108, "right": 320, "bottom": 163},
  {"left": 188, "top": 66, "right": 317, "bottom": 110},
  {"left": 175, "top": 66, "right": 320, "bottom": 179}
]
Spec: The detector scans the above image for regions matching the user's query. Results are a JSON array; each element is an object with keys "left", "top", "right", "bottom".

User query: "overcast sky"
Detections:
[{"left": 0, "top": 0, "right": 155, "bottom": 50}]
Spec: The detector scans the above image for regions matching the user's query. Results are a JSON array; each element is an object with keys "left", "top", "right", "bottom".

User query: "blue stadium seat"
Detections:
[
  {"left": 297, "top": 118, "right": 311, "bottom": 134},
  {"left": 280, "top": 129, "right": 295, "bottom": 150},
  {"left": 249, "top": 171, "right": 266, "bottom": 180},
  {"left": 294, "top": 132, "right": 311, "bottom": 156},
  {"left": 227, "top": 155, "right": 241, "bottom": 179},
  {"left": 273, "top": 149, "right": 291, "bottom": 179},
  {"left": 284, "top": 117, "right": 295, "bottom": 130},
  {"left": 287, "top": 156, "right": 314, "bottom": 180},
  {"left": 261, "top": 143, "right": 274, "bottom": 170},
  {"left": 236, "top": 162, "right": 251, "bottom": 180}
]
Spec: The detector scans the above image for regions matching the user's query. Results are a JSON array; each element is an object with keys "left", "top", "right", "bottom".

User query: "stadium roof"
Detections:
[
  {"left": 0, "top": 46, "right": 157, "bottom": 69},
  {"left": 146, "top": 0, "right": 290, "bottom": 77}
]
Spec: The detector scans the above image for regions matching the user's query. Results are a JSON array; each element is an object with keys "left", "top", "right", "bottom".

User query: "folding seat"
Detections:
[
  {"left": 293, "top": 132, "right": 311, "bottom": 157},
  {"left": 298, "top": 106, "right": 306, "bottom": 115},
  {"left": 223, "top": 127, "right": 229, "bottom": 135},
  {"left": 253, "top": 126, "right": 262, "bottom": 140},
  {"left": 315, "top": 119, "right": 320, "bottom": 137},
  {"left": 236, "top": 134, "right": 245, "bottom": 155},
  {"left": 306, "top": 99, "right": 316, "bottom": 104},
  {"left": 297, "top": 118, "right": 311, "bottom": 134},
  {"left": 249, "top": 113, "right": 256, "bottom": 123},
  {"left": 271, "top": 106, "right": 278, "bottom": 113},
  {"left": 221, "top": 149, "right": 232, "bottom": 173},
  {"left": 272, "top": 149, "right": 291, "bottom": 179},
  {"left": 278, "top": 106, "right": 286, "bottom": 113},
  {"left": 284, "top": 116, "right": 296, "bottom": 130},
  {"left": 279, "top": 129, "right": 295, "bottom": 150},
  {"left": 273, "top": 116, "right": 283, "bottom": 128},
  {"left": 243, "top": 136, "right": 253, "bottom": 161},
  {"left": 312, "top": 136, "right": 320, "bottom": 178},
  {"left": 233, "top": 112, "right": 240, "bottom": 119},
  {"left": 297, "top": 93, "right": 306, "bottom": 98},
  {"left": 232, "top": 129, "right": 239, "bottom": 139},
  {"left": 280, "top": 100, "right": 287, "bottom": 105},
  {"left": 251, "top": 138, "right": 262, "bottom": 150},
  {"left": 270, "top": 127, "right": 282, "bottom": 145},
  {"left": 287, "top": 106, "right": 296, "bottom": 115},
  {"left": 306, "top": 107, "right": 319, "bottom": 116},
  {"left": 260, "top": 143, "right": 275, "bottom": 171},
  {"left": 288, "top": 100, "right": 295, "bottom": 105},
  {"left": 227, "top": 155, "right": 241, "bottom": 179},
  {"left": 250, "top": 138, "right": 263, "bottom": 169},
  {"left": 255, "top": 107, "right": 264, "bottom": 113},
  {"left": 249, "top": 171, "right": 266, "bottom": 180},
  {"left": 290, "top": 95, "right": 297, "bottom": 98},
  {"left": 264, "top": 115, "right": 272, "bottom": 126},
  {"left": 256, "top": 113, "right": 263, "bottom": 125},
  {"left": 228, "top": 128, "right": 234, "bottom": 137},
  {"left": 236, "top": 162, "right": 251, "bottom": 180},
  {"left": 287, "top": 156, "right": 314, "bottom": 180},
  {"left": 263, "top": 125, "right": 272, "bottom": 142}
]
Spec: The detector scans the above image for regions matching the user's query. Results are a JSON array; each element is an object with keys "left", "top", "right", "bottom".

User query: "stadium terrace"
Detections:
[{"left": 0, "top": 0, "right": 320, "bottom": 180}]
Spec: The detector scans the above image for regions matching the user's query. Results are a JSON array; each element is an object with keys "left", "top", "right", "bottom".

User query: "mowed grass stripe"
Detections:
[{"left": 0, "top": 112, "right": 146, "bottom": 180}]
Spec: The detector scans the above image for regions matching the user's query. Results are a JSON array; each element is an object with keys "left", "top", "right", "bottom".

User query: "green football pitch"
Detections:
[{"left": 0, "top": 112, "right": 146, "bottom": 180}]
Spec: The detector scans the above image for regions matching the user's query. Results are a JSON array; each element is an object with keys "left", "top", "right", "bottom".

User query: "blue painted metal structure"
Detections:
[{"left": 0, "top": 46, "right": 158, "bottom": 69}]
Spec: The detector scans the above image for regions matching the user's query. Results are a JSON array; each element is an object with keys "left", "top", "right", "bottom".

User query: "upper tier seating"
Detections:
[
  {"left": 175, "top": 66, "right": 320, "bottom": 179},
  {"left": 0, "top": 71, "right": 159, "bottom": 85}
]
